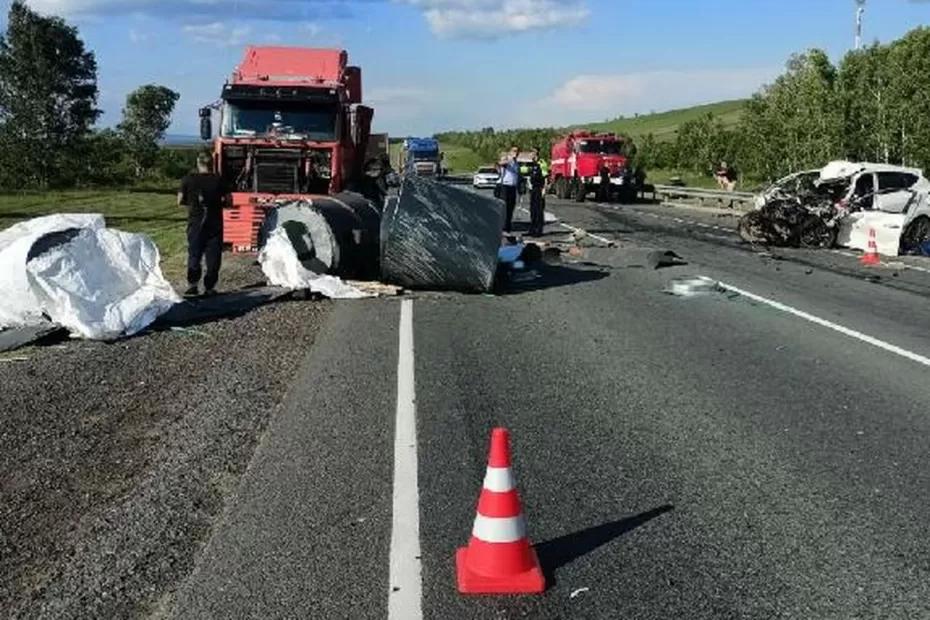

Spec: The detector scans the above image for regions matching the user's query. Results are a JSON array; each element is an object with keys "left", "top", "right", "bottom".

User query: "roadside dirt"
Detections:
[{"left": 0, "top": 293, "right": 332, "bottom": 619}]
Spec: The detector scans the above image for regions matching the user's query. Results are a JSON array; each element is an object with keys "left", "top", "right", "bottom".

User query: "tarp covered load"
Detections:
[
  {"left": 0, "top": 214, "right": 180, "bottom": 340},
  {"left": 381, "top": 175, "right": 504, "bottom": 292}
]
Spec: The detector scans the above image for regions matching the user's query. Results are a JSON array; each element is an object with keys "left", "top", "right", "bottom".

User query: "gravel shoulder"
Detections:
[{"left": 0, "top": 291, "right": 332, "bottom": 619}]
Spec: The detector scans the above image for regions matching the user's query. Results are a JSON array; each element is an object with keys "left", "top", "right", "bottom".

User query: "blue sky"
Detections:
[{"left": 13, "top": 0, "right": 930, "bottom": 136}]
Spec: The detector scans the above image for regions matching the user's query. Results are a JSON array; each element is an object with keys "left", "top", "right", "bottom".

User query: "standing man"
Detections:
[
  {"left": 178, "top": 153, "right": 227, "bottom": 297},
  {"left": 499, "top": 145, "right": 520, "bottom": 233},
  {"left": 528, "top": 149, "right": 546, "bottom": 237}
]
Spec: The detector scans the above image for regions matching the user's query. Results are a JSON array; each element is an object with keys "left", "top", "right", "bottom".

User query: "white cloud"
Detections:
[
  {"left": 24, "top": 0, "right": 588, "bottom": 39},
  {"left": 127, "top": 28, "right": 149, "bottom": 44},
  {"left": 182, "top": 21, "right": 252, "bottom": 48},
  {"left": 399, "top": 0, "right": 588, "bottom": 38},
  {"left": 24, "top": 0, "right": 354, "bottom": 21}
]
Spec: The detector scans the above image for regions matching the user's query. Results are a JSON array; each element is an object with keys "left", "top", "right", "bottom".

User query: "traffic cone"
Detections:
[
  {"left": 861, "top": 227, "right": 881, "bottom": 266},
  {"left": 456, "top": 428, "right": 545, "bottom": 595}
]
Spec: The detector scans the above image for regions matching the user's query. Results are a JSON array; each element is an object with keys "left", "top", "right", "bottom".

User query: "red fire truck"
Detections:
[{"left": 549, "top": 130, "right": 636, "bottom": 202}]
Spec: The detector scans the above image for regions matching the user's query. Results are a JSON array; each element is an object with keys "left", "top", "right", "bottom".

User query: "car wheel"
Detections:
[
  {"left": 900, "top": 216, "right": 930, "bottom": 255},
  {"left": 738, "top": 211, "right": 766, "bottom": 244}
]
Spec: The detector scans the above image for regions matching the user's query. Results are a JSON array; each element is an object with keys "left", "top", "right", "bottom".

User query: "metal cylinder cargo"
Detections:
[{"left": 380, "top": 175, "right": 505, "bottom": 293}]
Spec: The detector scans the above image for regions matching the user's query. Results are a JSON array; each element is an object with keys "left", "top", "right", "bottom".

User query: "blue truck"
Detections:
[{"left": 402, "top": 137, "right": 444, "bottom": 177}]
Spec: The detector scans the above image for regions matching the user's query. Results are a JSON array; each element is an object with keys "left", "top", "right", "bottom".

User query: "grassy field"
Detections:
[
  {"left": 0, "top": 188, "right": 188, "bottom": 279},
  {"left": 440, "top": 142, "right": 488, "bottom": 174},
  {"left": 588, "top": 99, "right": 747, "bottom": 142}
]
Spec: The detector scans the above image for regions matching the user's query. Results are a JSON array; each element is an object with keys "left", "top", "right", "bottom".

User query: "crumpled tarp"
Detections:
[
  {"left": 27, "top": 226, "right": 181, "bottom": 339},
  {"left": 258, "top": 226, "right": 369, "bottom": 299},
  {"left": 0, "top": 214, "right": 180, "bottom": 340},
  {"left": 381, "top": 176, "right": 504, "bottom": 292},
  {"left": 0, "top": 213, "right": 105, "bottom": 328}
]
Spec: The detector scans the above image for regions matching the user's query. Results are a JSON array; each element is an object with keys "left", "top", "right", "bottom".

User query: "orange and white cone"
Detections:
[
  {"left": 456, "top": 427, "right": 545, "bottom": 594},
  {"left": 861, "top": 227, "right": 881, "bottom": 266}
]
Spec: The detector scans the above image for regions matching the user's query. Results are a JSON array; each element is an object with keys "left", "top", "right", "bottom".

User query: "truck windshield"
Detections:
[
  {"left": 412, "top": 150, "right": 439, "bottom": 161},
  {"left": 222, "top": 101, "right": 337, "bottom": 141},
  {"left": 578, "top": 140, "right": 626, "bottom": 155}
]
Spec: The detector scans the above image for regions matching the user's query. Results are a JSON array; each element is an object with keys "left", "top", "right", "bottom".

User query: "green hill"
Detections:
[
  {"left": 587, "top": 99, "right": 746, "bottom": 141},
  {"left": 437, "top": 99, "right": 749, "bottom": 173}
]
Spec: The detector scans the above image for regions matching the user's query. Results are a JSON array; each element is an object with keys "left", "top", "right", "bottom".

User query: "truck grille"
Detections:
[{"left": 254, "top": 149, "right": 301, "bottom": 194}]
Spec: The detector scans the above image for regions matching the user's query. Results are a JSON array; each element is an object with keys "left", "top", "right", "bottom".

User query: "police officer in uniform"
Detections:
[
  {"left": 178, "top": 153, "right": 228, "bottom": 297},
  {"left": 527, "top": 149, "right": 546, "bottom": 237}
]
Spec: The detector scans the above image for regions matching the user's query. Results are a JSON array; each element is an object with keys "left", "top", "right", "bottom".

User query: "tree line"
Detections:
[
  {"left": 0, "top": 1, "right": 188, "bottom": 190},
  {"left": 439, "top": 26, "right": 930, "bottom": 188}
]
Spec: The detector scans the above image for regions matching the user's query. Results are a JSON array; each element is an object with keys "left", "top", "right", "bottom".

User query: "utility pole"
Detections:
[{"left": 855, "top": 0, "right": 866, "bottom": 51}]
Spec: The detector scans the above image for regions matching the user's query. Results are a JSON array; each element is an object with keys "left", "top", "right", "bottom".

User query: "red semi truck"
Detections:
[
  {"left": 199, "top": 46, "right": 375, "bottom": 251},
  {"left": 549, "top": 130, "right": 636, "bottom": 202}
]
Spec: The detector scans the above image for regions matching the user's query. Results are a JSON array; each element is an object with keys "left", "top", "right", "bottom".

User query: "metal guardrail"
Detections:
[{"left": 654, "top": 184, "right": 757, "bottom": 212}]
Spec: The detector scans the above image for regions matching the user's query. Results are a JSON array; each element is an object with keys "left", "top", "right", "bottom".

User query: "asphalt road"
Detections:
[{"left": 171, "top": 192, "right": 930, "bottom": 619}]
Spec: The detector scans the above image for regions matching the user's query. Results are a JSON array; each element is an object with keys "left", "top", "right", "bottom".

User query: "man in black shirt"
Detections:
[
  {"left": 178, "top": 153, "right": 227, "bottom": 297},
  {"left": 527, "top": 149, "right": 546, "bottom": 237}
]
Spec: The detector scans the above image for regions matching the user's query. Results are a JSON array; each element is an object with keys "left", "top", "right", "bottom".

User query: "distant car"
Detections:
[
  {"left": 752, "top": 161, "right": 930, "bottom": 255},
  {"left": 473, "top": 166, "right": 499, "bottom": 189}
]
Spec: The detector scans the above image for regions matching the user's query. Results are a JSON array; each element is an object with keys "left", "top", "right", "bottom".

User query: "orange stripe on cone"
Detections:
[{"left": 456, "top": 428, "right": 545, "bottom": 594}]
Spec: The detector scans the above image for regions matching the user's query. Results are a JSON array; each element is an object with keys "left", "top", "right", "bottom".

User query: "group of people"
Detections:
[{"left": 497, "top": 146, "right": 549, "bottom": 237}]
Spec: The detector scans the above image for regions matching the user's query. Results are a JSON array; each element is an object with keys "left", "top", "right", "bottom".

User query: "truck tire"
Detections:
[
  {"left": 555, "top": 178, "right": 569, "bottom": 200},
  {"left": 574, "top": 179, "right": 586, "bottom": 203}
]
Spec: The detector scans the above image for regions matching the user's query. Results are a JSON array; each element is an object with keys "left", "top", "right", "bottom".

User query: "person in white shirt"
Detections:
[{"left": 498, "top": 145, "right": 521, "bottom": 232}]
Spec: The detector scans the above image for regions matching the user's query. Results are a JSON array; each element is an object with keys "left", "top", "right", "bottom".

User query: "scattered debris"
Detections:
[
  {"left": 0, "top": 355, "right": 29, "bottom": 363},
  {"left": 0, "top": 324, "right": 67, "bottom": 353},
  {"left": 666, "top": 276, "right": 725, "bottom": 297},
  {"left": 498, "top": 244, "right": 524, "bottom": 264},
  {"left": 647, "top": 250, "right": 688, "bottom": 270},
  {"left": 520, "top": 243, "right": 543, "bottom": 264},
  {"left": 570, "top": 587, "right": 590, "bottom": 599},
  {"left": 542, "top": 247, "right": 563, "bottom": 264},
  {"left": 169, "top": 326, "right": 211, "bottom": 338},
  {"left": 345, "top": 280, "right": 404, "bottom": 296}
]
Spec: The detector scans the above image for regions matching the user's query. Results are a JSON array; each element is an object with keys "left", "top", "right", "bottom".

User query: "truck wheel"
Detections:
[
  {"left": 574, "top": 181, "right": 586, "bottom": 203},
  {"left": 554, "top": 178, "right": 566, "bottom": 200}
]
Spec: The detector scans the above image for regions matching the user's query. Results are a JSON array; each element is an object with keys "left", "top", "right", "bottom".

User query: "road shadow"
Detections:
[
  {"left": 495, "top": 262, "right": 610, "bottom": 295},
  {"left": 152, "top": 287, "right": 295, "bottom": 331},
  {"left": 534, "top": 505, "right": 674, "bottom": 587}
]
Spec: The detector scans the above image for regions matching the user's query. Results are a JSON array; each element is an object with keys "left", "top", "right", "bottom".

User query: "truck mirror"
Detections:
[{"left": 199, "top": 114, "right": 212, "bottom": 141}]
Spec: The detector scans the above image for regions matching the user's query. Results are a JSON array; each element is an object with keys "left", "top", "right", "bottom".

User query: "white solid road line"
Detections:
[
  {"left": 388, "top": 299, "right": 423, "bottom": 620},
  {"left": 715, "top": 278, "right": 930, "bottom": 369}
]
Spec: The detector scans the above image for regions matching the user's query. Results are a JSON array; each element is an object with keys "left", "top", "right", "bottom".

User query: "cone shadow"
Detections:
[{"left": 533, "top": 505, "right": 674, "bottom": 584}]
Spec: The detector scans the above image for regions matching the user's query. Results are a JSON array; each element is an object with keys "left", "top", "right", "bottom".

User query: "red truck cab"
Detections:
[{"left": 199, "top": 46, "right": 373, "bottom": 251}]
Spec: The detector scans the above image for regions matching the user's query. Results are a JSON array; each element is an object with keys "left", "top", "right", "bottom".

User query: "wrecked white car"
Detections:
[{"left": 740, "top": 161, "right": 930, "bottom": 255}]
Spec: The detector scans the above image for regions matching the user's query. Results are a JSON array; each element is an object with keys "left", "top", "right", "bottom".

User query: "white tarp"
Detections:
[
  {"left": 258, "top": 227, "right": 370, "bottom": 299},
  {"left": 27, "top": 227, "right": 180, "bottom": 339},
  {"left": 0, "top": 214, "right": 180, "bottom": 339},
  {"left": 0, "top": 213, "right": 105, "bottom": 328}
]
